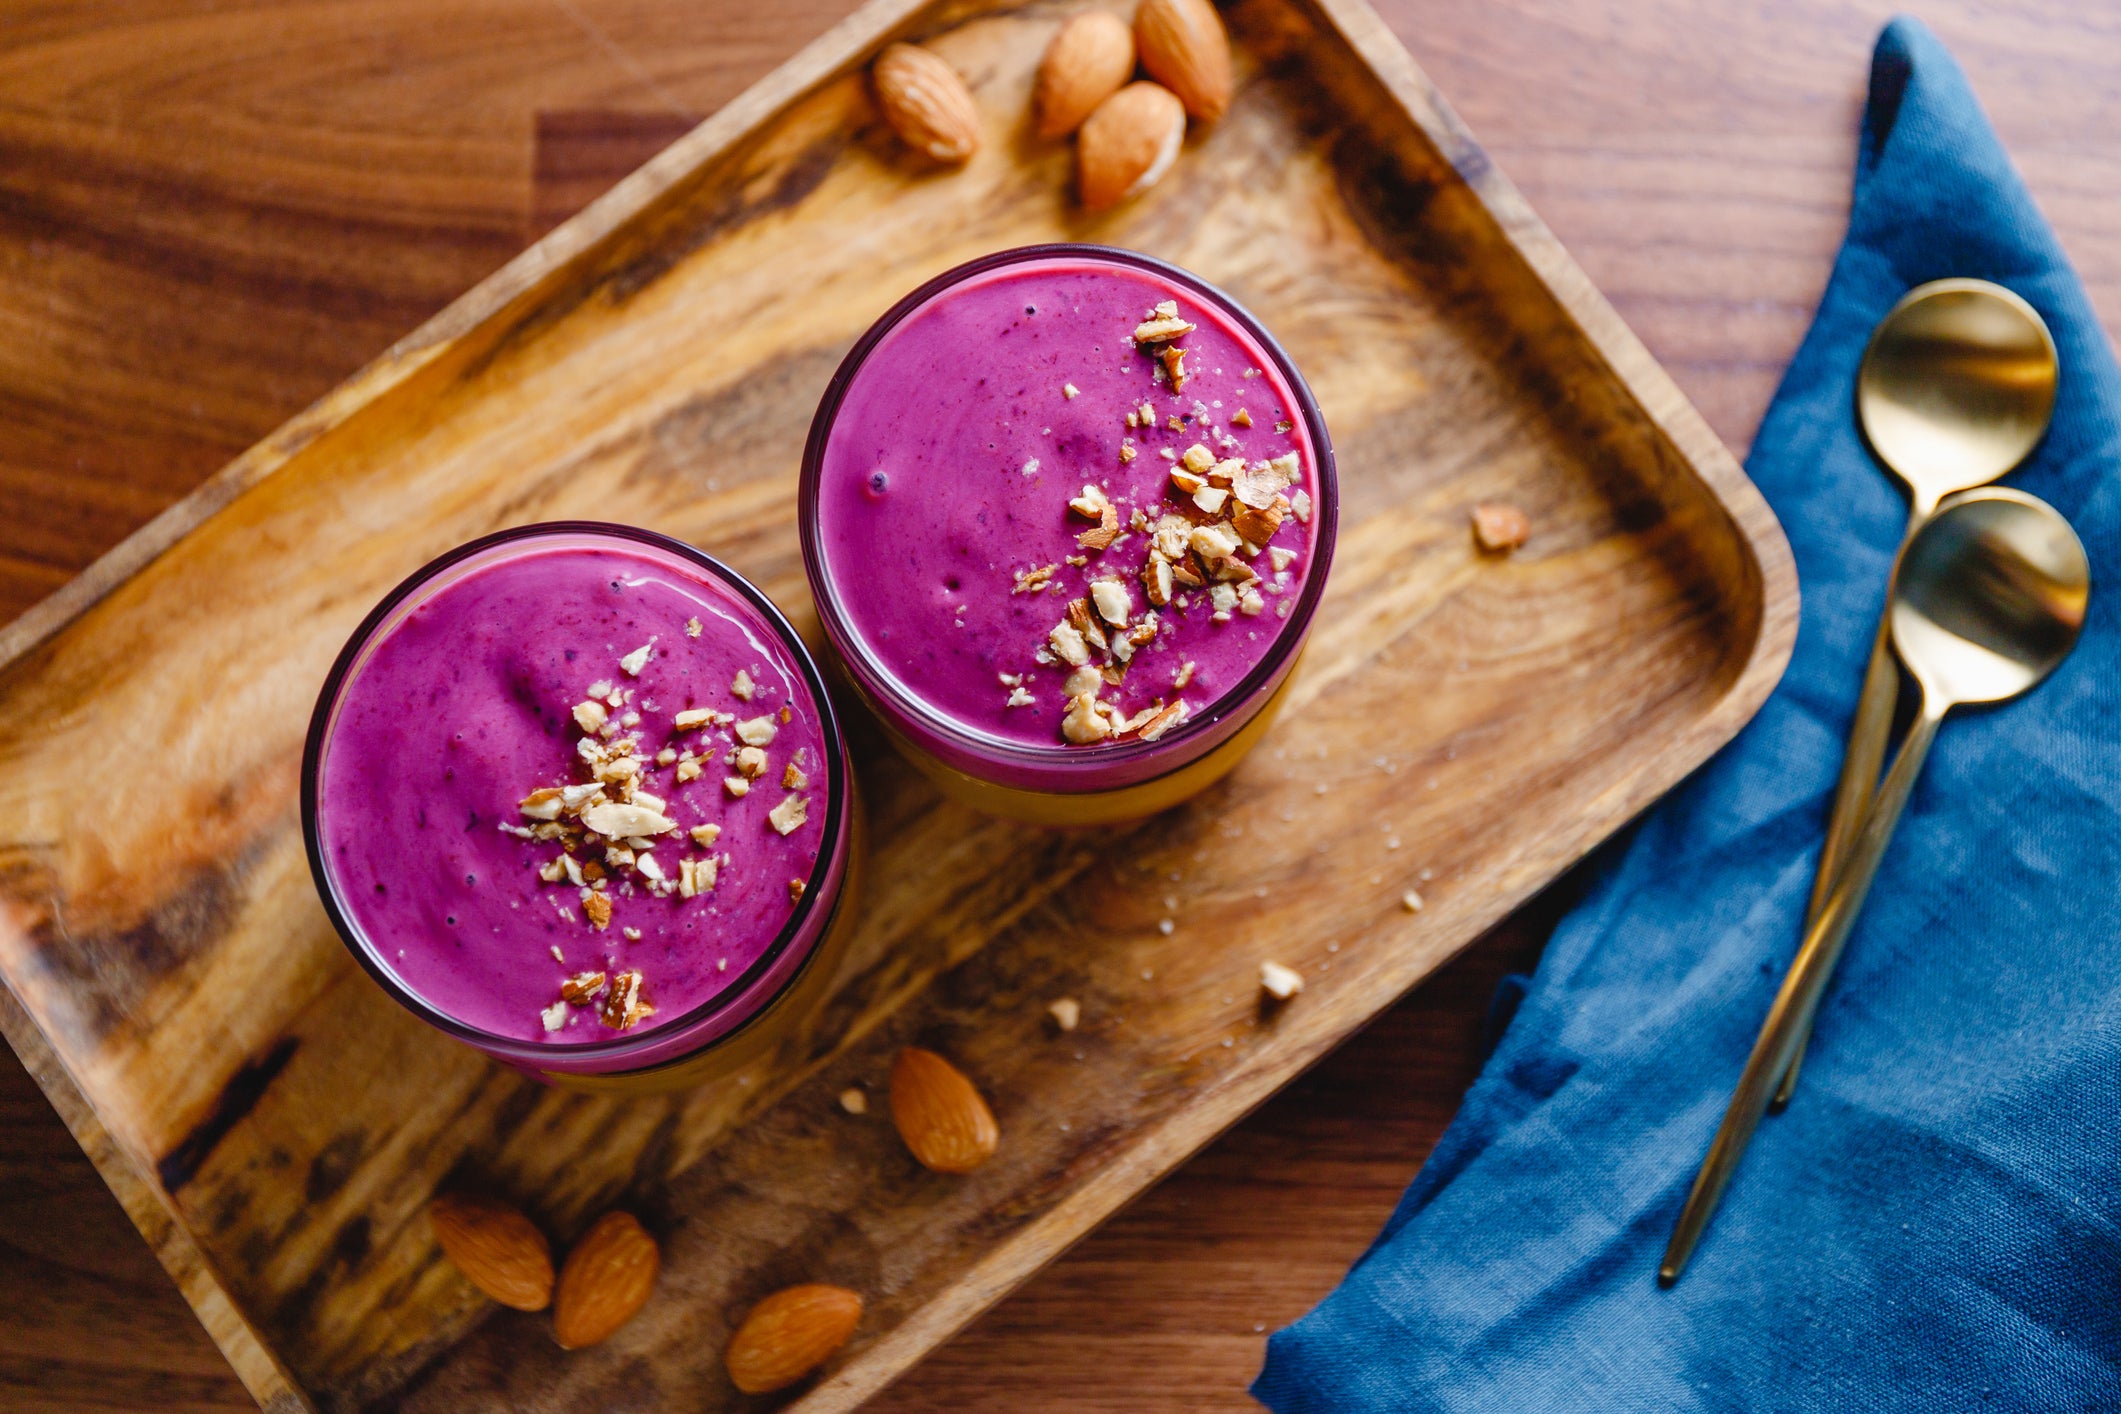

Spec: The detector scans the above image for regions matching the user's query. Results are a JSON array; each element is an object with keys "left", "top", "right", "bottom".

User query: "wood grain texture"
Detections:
[{"left": 1, "top": 0, "right": 2114, "bottom": 1411}]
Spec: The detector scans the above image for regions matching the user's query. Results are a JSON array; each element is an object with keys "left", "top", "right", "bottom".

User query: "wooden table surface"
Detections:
[{"left": 3, "top": 1, "right": 2114, "bottom": 1408}]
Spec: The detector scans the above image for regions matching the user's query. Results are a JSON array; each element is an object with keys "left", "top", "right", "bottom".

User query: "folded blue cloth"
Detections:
[{"left": 1254, "top": 18, "right": 2121, "bottom": 1412}]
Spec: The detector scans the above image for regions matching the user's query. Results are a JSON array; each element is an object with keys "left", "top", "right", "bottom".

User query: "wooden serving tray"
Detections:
[{"left": 0, "top": 0, "right": 1796, "bottom": 1406}]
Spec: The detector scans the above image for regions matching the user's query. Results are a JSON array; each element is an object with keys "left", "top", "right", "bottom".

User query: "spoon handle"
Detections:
[
  {"left": 1660, "top": 701, "right": 1943, "bottom": 1284},
  {"left": 1774, "top": 615, "right": 1901, "bottom": 1106}
]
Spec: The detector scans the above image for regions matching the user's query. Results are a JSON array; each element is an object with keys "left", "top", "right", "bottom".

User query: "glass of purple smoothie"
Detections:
[
  {"left": 303, "top": 524, "right": 859, "bottom": 1093},
  {"left": 801, "top": 245, "right": 1337, "bottom": 826}
]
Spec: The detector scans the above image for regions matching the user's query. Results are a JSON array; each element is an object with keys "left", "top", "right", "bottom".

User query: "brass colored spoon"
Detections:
[
  {"left": 1662, "top": 487, "right": 2088, "bottom": 1284},
  {"left": 1779, "top": 280, "right": 2058, "bottom": 1107}
]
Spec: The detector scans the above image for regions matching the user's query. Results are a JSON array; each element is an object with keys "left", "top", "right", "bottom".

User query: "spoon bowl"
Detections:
[
  {"left": 1893, "top": 487, "right": 2089, "bottom": 706},
  {"left": 1859, "top": 280, "right": 2060, "bottom": 510}
]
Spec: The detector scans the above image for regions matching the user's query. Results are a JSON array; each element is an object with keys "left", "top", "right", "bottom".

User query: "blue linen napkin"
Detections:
[{"left": 1254, "top": 17, "right": 2121, "bottom": 1411}]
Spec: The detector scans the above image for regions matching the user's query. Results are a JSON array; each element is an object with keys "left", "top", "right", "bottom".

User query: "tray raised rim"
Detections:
[{"left": 0, "top": 0, "right": 1799, "bottom": 1408}]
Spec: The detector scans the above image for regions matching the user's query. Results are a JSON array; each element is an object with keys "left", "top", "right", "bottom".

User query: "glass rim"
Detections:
[
  {"left": 797, "top": 242, "right": 1339, "bottom": 783},
  {"left": 299, "top": 520, "right": 852, "bottom": 1062}
]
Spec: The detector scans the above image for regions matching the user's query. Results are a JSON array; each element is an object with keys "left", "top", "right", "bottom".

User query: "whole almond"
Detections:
[
  {"left": 872, "top": 42, "right": 981, "bottom": 163},
  {"left": 724, "top": 1284, "right": 865, "bottom": 1395},
  {"left": 428, "top": 1192, "right": 554, "bottom": 1312},
  {"left": 553, "top": 1211, "right": 660, "bottom": 1349},
  {"left": 1135, "top": 0, "right": 1234, "bottom": 122},
  {"left": 889, "top": 1046, "right": 1000, "bottom": 1173},
  {"left": 1077, "top": 82, "right": 1187, "bottom": 212},
  {"left": 1034, "top": 11, "right": 1137, "bottom": 139}
]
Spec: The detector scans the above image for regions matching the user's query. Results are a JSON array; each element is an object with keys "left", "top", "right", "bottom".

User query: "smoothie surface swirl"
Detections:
[
  {"left": 814, "top": 256, "right": 1321, "bottom": 750},
  {"left": 315, "top": 540, "right": 828, "bottom": 1045}
]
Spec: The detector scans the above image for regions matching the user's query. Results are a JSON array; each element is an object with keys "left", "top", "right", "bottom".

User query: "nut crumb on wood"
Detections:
[
  {"left": 840, "top": 1087, "right": 868, "bottom": 1115},
  {"left": 1260, "top": 960, "right": 1304, "bottom": 1001},
  {"left": 1401, "top": 889, "right": 1425, "bottom": 913},
  {"left": 1471, "top": 503, "right": 1531, "bottom": 552},
  {"left": 1048, "top": 996, "right": 1081, "bottom": 1032}
]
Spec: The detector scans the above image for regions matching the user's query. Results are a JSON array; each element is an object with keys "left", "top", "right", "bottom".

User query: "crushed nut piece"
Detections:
[
  {"left": 685, "top": 616, "right": 702, "bottom": 638},
  {"left": 580, "top": 802, "right": 677, "bottom": 838},
  {"left": 1090, "top": 578, "right": 1132, "bottom": 626},
  {"left": 1013, "top": 564, "right": 1058, "bottom": 594},
  {"left": 1269, "top": 546, "right": 1298, "bottom": 572},
  {"left": 767, "top": 794, "right": 810, "bottom": 835},
  {"left": 572, "top": 700, "right": 609, "bottom": 733},
  {"left": 675, "top": 757, "right": 703, "bottom": 783},
  {"left": 1174, "top": 660, "right": 1197, "bottom": 689},
  {"left": 1181, "top": 443, "right": 1215, "bottom": 472},
  {"left": 583, "top": 893, "right": 613, "bottom": 931},
  {"left": 1160, "top": 345, "right": 1187, "bottom": 392},
  {"left": 1077, "top": 501, "right": 1122, "bottom": 551},
  {"left": 619, "top": 640, "right": 655, "bottom": 676},
  {"left": 561, "top": 971, "right": 608, "bottom": 1004},
  {"left": 1049, "top": 620, "right": 1091, "bottom": 666},
  {"left": 1133, "top": 307, "right": 1196, "bottom": 344},
  {"left": 1062, "top": 693, "right": 1111, "bottom": 743},
  {"left": 1048, "top": 997, "right": 1081, "bottom": 1032},
  {"left": 840, "top": 1087, "right": 868, "bottom": 1115},
  {"left": 691, "top": 823, "right": 722, "bottom": 848},
  {"left": 1193, "top": 486, "right": 1230, "bottom": 515},
  {"left": 1291, "top": 489, "right": 1313, "bottom": 523},
  {"left": 1143, "top": 554, "right": 1174, "bottom": 606},
  {"left": 600, "top": 970, "right": 652, "bottom": 1029},
  {"left": 784, "top": 762, "right": 809, "bottom": 789},
  {"left": 1239, "top": 587, "right": 1265, "bottom": 617},
  {"left": 1402, "top": 890, "right": 1424, "bottom": 913},
  {"left": 789, "top": 877, "right": 807, "bottom": 903},
  {"left": 673, "top": 708, "right": 714, "bottom": 730},
  {"left": 734, "top": 745, "right": 769, "bottom": 779},
  {"left": 1069, "top": 484, "right": 1112, "bottom": 520},
  {"left": 1063, "top": 382, "right": 1080, "bottom": 399},
  {"left": 679, "top": 855, "right": 719, "bottom": 898},
  {"left": 1119, "top": 445, "right": 1137, "bottom": 464},
  {"left": 623, "top": 926, "right": 641, "bottom": 941},
  {"left": 1137, "top": 700, "right": 1186, "bottom": 741},
  {"left": 732, "top": 668, "right": 756, "bottom": 700},
  {"left": 734, "top": 715, "right": 778, "bottom": 746},
  {"left": 1232, "top": 408, "right": 1253, "bottom": 428},
  {"left": 1260, "top": 960, "right": 1304, "bottom": 1001},
  {"left": 541, "top": 1001, "right": 569, "bottom": 1032},
  {"left": 725, "top": 776, "right": 751, "bottom": 798},
  {"left": 1472, "top": 503, "right": 1531, "bottom": 552},
  {"left": 1006, "top": 686, "right": 1035, "bottom": 708}
]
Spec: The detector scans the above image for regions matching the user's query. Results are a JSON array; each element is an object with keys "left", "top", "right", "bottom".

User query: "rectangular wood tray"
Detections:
[{"left": 0, "top": 0, "right": 1796, "bottom": 1407}]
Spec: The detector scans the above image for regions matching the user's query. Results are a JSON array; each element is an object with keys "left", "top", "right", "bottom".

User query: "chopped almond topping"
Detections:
[
  {"left": 561, "top": 971, "right": 607, "bottom": 1004},
  {"left": 1063, "top": 665, "right": 1104, "bottom": 696},
  {"left": 587, "top": 679, "right": 613, "bottom": 698},
  {"left": 1291, "top": 489, "right": 1313, "bottom": 523},
  {"left": 783, "top": 762, "right": 809, "bottom": 789},
  {"left": 1160, "top": 346, "right": 1187, "bottom": 392},
  {"left": 1068, "top": 484, "right": 1112, "bottom": 520},
  {"left": 1077, "top": 502, "right": 1122, "bottom": 551},
  {"left": 1127, "top": 616, "right": 1159, "bottom": 646},
  {"left": 583, "top": 892, "right": 613, "bottom": 931},
  {"left": 789, "top": 878, "right": 807, "bottom": 903},
  {"left": 673, "top": 708, "right": 714, "bottom": 730},
  {"left": 1174, "top": 660, "right": 1196, "bottom": 689},
  {"left": 1066, "top": 597, "right": 1108, "bottom": 652},
  {"left": 1063, "top": 382, "right": 1080, "bottom": 399},
  {"left": 538, "top": 857, "right": 568, "bottom": 884},
  {"left": 1231, "top": 497, "right": 1286, "bottom": 546},
  {"left": 734, "top": 715, "right": 777, "bottom": 746},
  {"left": 1138, "top": 400, "right": 1156, "bottom": 425},
  {"left": 691, "top": 823, "right": 721, "bottom": 848},
  {"left": 1119, "top": 445, "right": 1137, "bottom": 463},
  {"left": 520, "top": 788, "right": 566, "bottom": 821},
  {"left": 1191, "top": 523, "right": 1242, "bottom": 561},
  {"left": 541, "top": 1001, "right": 569, "bottom": 1032},
  {"left": 600, "top": 970, "right": 652, "bottom": 1030},
  {"left": 1170, "top": 556, "right": 1205, "bottom": 589},
  {"left": 734, "top": 745, "right": 769, "bottom": 779},
  {"left": 1062, "top": 693, "right": 1111, "bottom": 744},
  {"left": 725, "top": 776, "right": 750, "bottom": 798},
  {"left": 679, "top": 856, "right": 719, "bottom": 898},
  {"left": 1169, "top": 467, "right": 1206, "bottom": 497},
  {"left": 655, "top": 747, "right": 678, "bottom": 767},
  {"left": 1006, "top": 686, "right": 1035, "bottom": 707},
  {"left": 1133, "top": 310, "right": 1196, "bottom": 344},
  {"left": 1012, "top": 563, "right": 1058, "bottom": 594},
  {"left": 623, "top": 926, "right": 641, "bottom": 941},
  {"left": 1181, "top": 444, "right": 1215, "bottom": 473},
  {"left": 1143, "top": 554, "right": 1174, "bottom": 606},
  {"left": 768, "top": 794, "right": 810, "bottom": 835},
  {"left": 1232, "top": 408, "right": 1253, "bottom": 427},
  {"left": 1472, "top": 503, "right": 1531, "bottom": 552},
  {"left": 572, "top": 700, "right": 609, "bottom": 734},
  {"left": 1239, "top": 587, "right": 1266, "bottom": 617},
  {"left": 580, "top": 802, "right": 677, "bottom": 838},
  {"left": 619, "top": 641, "right": 655, "bottom": 676},
  {"left": 1137, "top": 700, "right": 1186, "bottom": 741},
  {"left": 1049, "top": 620, "right": 1091, "bottom": 667},
  {"left": 732, "top": 668, "right": 756, "bottom": 700},
  {"left": 1090, "top": 578, "right": 1132, "bottom": 626},
  {"left": 1166, "top": 415, "right": 1185, "bottom": 431},
  {"left": 675, "top": 757, "right": 703, "bottom": 784},
  {"left": 1270, "top": 546, "right": 1298, "bottom": 572},
  {"left": 685, "top": 616, "right": 702, "bottom": 638},
  {"left": 1193, "top": 486, "right": 1230, "bottom": 515}
]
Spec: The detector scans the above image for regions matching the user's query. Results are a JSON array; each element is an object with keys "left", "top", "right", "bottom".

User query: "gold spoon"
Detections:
[
  {"left": 1777, "top": 280, "right": 2058, "bottom": 1108},
  {"left": 1662, "top": 487, "right": 2089, "bottom": 1284}
]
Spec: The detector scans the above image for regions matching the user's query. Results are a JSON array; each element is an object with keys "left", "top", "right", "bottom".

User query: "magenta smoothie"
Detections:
[
  {"left": 805, "top": 247, "right": 1332, "bottom": 798},
  {"left": 308, "top": 528, "right": 843, "bottom": 1059}
]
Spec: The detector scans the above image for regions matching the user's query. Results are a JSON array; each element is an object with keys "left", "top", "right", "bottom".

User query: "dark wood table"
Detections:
[{"left": 3, "top": 1, "right": 2114, "bottom": 1408}]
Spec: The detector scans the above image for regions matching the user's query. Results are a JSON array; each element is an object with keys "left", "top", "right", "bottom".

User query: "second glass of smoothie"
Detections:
[{"left": 801, "top": 244, "right": 1337, "bottom": 825}]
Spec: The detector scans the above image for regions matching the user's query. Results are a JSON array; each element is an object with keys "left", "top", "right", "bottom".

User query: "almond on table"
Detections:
[
  {"left": 428, "top": 1193, "right": 554, "bottom": 1312},
  {"left": 553, "top": 1211, "right": 660, "bottom": 1350},
  {"left": 890, "top": 1046, "right": 1001, "bottom": 1174},
  {"left": 725, "top": 1284, "right": 865, "bottom": 1394}
]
